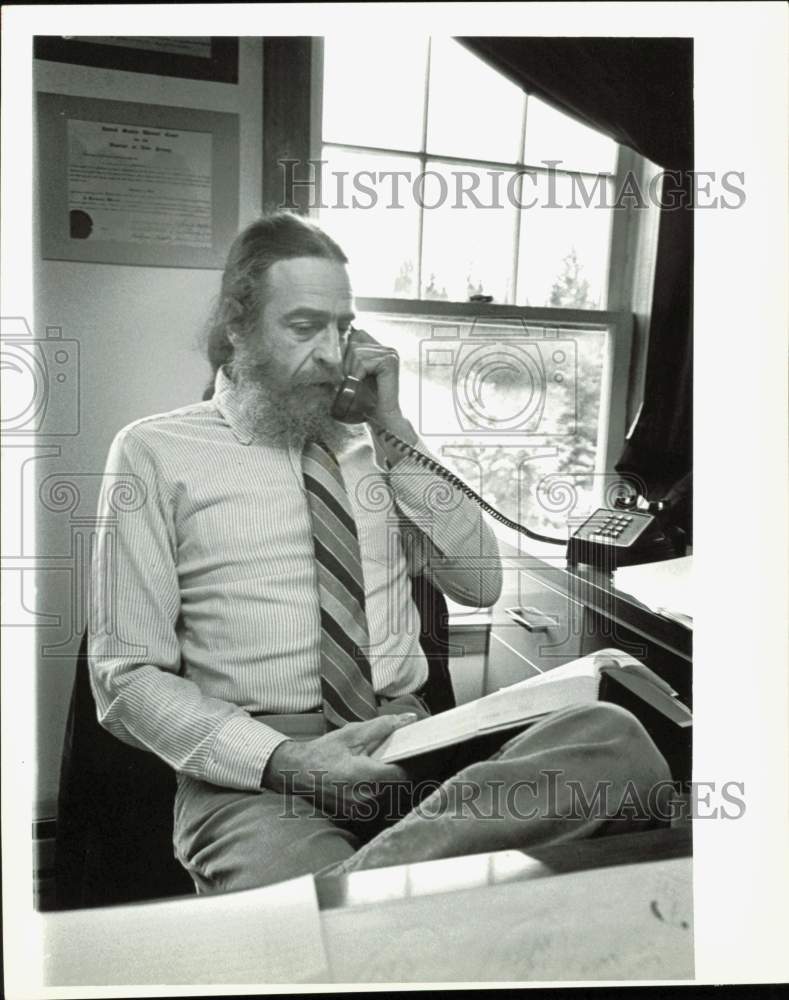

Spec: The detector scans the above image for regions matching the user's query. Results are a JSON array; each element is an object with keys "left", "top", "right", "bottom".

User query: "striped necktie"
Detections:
[{"left": 301, "top": 440, "right": 378, "bottom": 729}]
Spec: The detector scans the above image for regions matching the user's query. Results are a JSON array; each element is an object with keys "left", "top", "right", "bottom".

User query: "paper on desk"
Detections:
[
  {"left": 614, "top": 556, "right": 693, "bottom": 627},
  {"left": 42, "top": 873, "right": 329, "bottom": 987}
]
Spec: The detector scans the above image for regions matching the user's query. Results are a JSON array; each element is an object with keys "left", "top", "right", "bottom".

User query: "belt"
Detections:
[{"left": 252, "top": 683, "right": 430, "bottom": 741}]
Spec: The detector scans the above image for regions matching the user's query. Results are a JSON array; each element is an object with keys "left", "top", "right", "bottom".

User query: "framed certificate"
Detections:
[
  {"left": 37, "top": 93, "right": 239, "bottom": 269},
  {"left": 34, "top": 36, "right": 238, "bottom": 84}
]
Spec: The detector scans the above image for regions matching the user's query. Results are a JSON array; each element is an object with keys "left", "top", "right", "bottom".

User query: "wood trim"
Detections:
[
  {"left": 597, "top": 310, "right": 634, "bottom": 476},
  {"left": 322, "top": 139, "right": 617, "bottom": 180},
  {"left": 355, "top": 296, "right": 623, "bottom": 328},
  {"left": 262, "top": 37, "right": 315, "bottom": 214},
  {"left": 309, "top": 37, "right": 325, "bottom": 211}
]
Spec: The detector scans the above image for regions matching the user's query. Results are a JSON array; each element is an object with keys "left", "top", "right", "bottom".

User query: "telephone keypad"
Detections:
[{"left": 575, "top": 508, "right": 654, "bottom": 548}]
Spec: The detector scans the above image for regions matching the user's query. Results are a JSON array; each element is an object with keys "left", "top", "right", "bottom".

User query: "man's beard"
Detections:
[{"left": 230, "top": 347, "right": 359, "bottom": 452}]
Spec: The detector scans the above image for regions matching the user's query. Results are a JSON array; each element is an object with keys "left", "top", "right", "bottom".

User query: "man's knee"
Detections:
[
  {"left": 190, "top": 825, "right": 357, "bottom": 895},
  {"left": 580, "top": 702, "right": 672, "bottom": 783},
  {"left": 504, "top": 700, "right": 672, "bottom": 787},
  {"left": 174, "top": 782, "right": 360, "bottom": 895}
]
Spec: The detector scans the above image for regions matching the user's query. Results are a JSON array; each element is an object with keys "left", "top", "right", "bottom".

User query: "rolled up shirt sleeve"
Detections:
[
  {"left": 88, "top": 427, "right": 289, "bottom": 792},
  {"left": 387, "top": 436, "right": 503, "bottom": 607}
]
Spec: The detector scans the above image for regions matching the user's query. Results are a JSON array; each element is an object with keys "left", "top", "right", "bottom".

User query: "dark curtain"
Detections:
[
  {"left": 619, "top": 171, "right": 693, "bottom": 533},
  {"left": 459, "top": 38, "right": 692, "bottom": 171},
  {"left": 459, "top": 37, "right": 693, "bottom": 538}
]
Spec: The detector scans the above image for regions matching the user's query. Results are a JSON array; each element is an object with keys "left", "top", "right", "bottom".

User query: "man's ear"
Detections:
[{"left": 224, "top": 296, "right": 244, "bottom": 346}]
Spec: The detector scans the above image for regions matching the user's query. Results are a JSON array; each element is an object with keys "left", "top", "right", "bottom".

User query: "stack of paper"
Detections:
[{"left": 614, "top": 556, "right": 693, "bottom": 629}]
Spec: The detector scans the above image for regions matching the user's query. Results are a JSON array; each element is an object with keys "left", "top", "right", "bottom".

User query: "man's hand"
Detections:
[
  {"left": 346, "top": 328, "right": 418, "bottom": 458},
  {"left": 262, "top": 713, "right": 417, "bottom": 811}
]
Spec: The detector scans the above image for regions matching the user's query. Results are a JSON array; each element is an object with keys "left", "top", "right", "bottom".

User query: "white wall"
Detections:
[{"left": 32, "top": 40, "right": 263, "bottom": 817}]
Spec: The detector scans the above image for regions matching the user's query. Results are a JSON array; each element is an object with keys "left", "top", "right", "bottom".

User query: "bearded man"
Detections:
[{"left": 89, "top": 212, "right": 670, "bottom": 896}]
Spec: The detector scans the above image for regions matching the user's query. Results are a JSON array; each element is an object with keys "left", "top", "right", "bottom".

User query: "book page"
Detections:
[
  {"left": 476, "top": 675, "right": 598, "bottom": 731},
  {"left": 498, "top": 651, "right": 611, "bottom": 691}
]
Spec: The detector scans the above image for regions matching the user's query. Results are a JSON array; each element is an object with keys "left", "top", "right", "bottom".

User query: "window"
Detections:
[{"left": 315, "top": 37, "right": 639, "bottom": 551}]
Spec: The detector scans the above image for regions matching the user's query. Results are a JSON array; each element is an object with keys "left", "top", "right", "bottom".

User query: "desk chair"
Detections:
[{"left": 52, "top": 574, "right": 453, "bottom": 910}]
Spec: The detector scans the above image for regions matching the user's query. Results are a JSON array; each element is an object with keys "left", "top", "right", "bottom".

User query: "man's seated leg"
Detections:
[
  {"left": 173, "top": 774, "right": 361, "bottom": 894},
  {"left": 318, "top": 702, "right": 672, "bottom": 878}
]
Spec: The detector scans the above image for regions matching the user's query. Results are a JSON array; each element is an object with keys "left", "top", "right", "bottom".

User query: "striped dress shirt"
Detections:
[{"left": 89, "top": 367, "right": 502, "bottom": 792}]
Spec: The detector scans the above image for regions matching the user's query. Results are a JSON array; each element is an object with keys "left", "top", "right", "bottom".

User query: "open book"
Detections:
[{"left": 372, "top": 648, "right": 692, "bottom": 764}]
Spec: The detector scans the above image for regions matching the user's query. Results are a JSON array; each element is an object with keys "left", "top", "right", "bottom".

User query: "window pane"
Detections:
[
  {"left": 420, "top": 161, "right": 517, "bottom": 303},
  {"left": 357, "top": 312, "right": 606, "bottom": 535},
  {"left": 523, "top": 96, "right": 617, "bottom": 174},
  {"left": 516, "top": 171, "right": 613, "bottom": 309},
  {"left": 322, "top": 36, "right": 429, "bottom": 151},
  {"left": 426, "top": 37, "right": 525, "bottom": 163},
  {"left": 318, "top": 148, "right": 421, "bottom": 299}
]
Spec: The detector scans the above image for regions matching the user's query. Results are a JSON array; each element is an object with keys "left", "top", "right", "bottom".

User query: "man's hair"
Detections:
[{"left": 203, "top": 212, "right": 348, "bottom": 399}]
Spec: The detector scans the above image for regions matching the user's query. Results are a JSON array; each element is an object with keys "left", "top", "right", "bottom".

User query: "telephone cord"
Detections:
[{"left": 373, "top": 426, "right": 567, "bottom": 546}]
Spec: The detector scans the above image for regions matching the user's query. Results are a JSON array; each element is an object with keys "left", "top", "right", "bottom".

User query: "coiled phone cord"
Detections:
[{"left": 372, "top": 425, "right": 567, "bottom": 546}]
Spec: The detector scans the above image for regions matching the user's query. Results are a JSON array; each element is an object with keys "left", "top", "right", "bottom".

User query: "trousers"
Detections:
[{"left": 172, "top": 702, "right": 671, "bottom": 895}]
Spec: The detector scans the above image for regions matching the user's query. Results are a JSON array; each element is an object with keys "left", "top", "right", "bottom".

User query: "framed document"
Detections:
[
  {"left": 37, "top": 93, "right": 239, "bottom": 269},
  {"left": 34, "top": 36, "right": 238, "bottom": 84}
]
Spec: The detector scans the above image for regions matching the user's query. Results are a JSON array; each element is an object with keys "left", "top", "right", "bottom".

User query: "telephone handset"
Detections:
[
  {"left": 328, "top": 329, "right": 382, "bottom": 425},
  {"left": 330, "top": 372, "right": 378, "bottom": 425},
  {"left": 329, "top": 329, "right": 380, "bottom": 424}
]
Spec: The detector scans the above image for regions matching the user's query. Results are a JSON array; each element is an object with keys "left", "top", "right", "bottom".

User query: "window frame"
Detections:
[
  {"left": 309, "top": 37, "right": 653, "bottom": 524},
  {"left": 312, "top": 37, "right": 627, "bottom": 309},
  {"left": 354, "top": 298, "right": 633, "bottom": 498}
]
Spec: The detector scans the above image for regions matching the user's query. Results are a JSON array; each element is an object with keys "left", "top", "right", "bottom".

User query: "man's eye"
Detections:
[{"left": 292, "top": 323, "right": 320, "bottom": 334}]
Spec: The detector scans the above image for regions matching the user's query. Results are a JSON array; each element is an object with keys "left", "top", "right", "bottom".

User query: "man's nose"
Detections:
[{"left": 312, "top": 327, "right": 344, "bottom": 369}]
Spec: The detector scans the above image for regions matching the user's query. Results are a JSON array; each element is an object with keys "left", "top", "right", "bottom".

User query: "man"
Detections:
[{"left": 89, "top": 212, "right": 670, "bottom": 895}]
